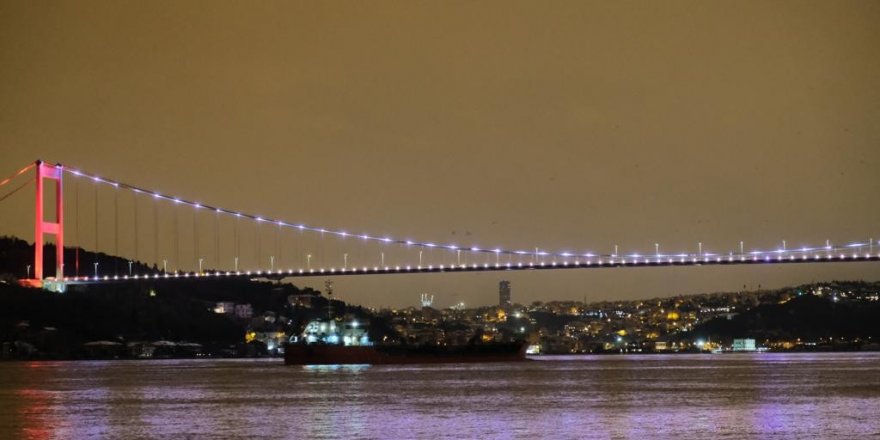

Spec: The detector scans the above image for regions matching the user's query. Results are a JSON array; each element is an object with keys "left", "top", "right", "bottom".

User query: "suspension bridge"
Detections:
[{"left": 1, "top": 160, "right": 878, "bottom": 290}]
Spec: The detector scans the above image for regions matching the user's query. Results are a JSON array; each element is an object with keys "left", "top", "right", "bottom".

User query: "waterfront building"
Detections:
[
  {"left": 234, "top": 304, "right": 253, "bottom": 319},
  {"left": 213, "top": 302, "right": 235, "bottom": 314},
  {"left": 732, "top": 338, "right": 757, "bottom": 352}
]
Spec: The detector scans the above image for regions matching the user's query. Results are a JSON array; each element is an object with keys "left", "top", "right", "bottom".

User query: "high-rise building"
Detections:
[
  {"left": 420, "top": 293, "right": 434, "bottom": 308},
  {"left": 499, "top": 280, "right": 511, "bottom": 307}
]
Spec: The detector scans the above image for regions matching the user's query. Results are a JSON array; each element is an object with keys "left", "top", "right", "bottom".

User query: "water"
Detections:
[{"left": 1, "top": 353, "right": 878, "bottom": 439}]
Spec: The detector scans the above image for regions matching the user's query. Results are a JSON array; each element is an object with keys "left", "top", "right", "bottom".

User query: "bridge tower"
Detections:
[{"left": 32, "top": 160, "right": 64, "bottom": 282}]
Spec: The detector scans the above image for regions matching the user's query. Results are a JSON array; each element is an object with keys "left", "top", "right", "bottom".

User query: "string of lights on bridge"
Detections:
[
  {"left": 45, "top": 162, "right": 876, "bottom": 283},
  {"left": 2, "top": 161, "right": 878, "bottom": 284}
]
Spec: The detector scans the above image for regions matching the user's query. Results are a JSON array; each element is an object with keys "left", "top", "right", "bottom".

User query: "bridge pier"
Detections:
[{"left": 31, "top": 160, "right": 64, "bottom": 285}]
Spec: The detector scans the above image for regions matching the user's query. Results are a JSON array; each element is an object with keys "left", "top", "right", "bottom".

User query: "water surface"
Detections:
[{"left": 1, "top": 353, "right": 878, "bottom": 439}]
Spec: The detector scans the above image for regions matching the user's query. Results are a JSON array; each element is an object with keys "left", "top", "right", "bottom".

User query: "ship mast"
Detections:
[{"left": 324, "top": 280, "right": 334, "bottom": 321}]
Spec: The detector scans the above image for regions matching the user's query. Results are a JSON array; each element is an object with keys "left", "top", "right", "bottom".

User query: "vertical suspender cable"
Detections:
[
  {"left": 75, "top": 177, "right": 80, "bottom": 277},
  {"left": 94, "top": 185, "right": 99, "bottom": 265},
  {"left": 255, "top": 220, "right": 260, "bottom": 269},
  {"left": 234, "top": 215, "right": 239, "bottom": 271},
  {"left": 214, "top": 210, "right": 219, "bottom": 271},
  {"left": 133, "top": 193, "right": 138, "bottom": 267},
  {"left": 174, "top": 207, "right": 179, "bottom": 272},
  {"left": 193, "top": 207, "right": 198, "bottom": 272},
  {"left": 114, "top": 187, "right": 119, "bottom": 275},
  {"left": 153, "top": 197, "right": 158, "bottom": 272}
]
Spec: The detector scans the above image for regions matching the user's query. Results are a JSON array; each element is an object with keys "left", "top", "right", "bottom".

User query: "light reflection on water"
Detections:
[{"left": 0, "top": 353, "right": 878, "bottom": 439}]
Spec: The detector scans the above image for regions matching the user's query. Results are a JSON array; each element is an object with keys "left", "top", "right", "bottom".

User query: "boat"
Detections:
[{"left": 283, "top": 316, "right": 527, "bottom": 365}]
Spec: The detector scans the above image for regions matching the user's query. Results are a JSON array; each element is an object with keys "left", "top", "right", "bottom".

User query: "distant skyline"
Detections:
[{"left": 1, "top": 1, "right": 878, "bottom": 307}]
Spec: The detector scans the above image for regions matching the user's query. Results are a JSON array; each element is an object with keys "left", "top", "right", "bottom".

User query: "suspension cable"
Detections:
[
  {"left": 0, "top": 176, "right": 33, "bottom": 204},
  {"left": 0, "top": 163, "right": 35, "bottom": 188}
]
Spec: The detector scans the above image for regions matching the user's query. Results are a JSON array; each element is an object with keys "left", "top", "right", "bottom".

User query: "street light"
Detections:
[
  {"left": 343, "top": 253, "right": 348, "bottom": 269},
  {"left": 128, "top": 261, "right": 133, "bottom": 276},
  {"left": 307, "top": 254, "right": 312, "bottom": 270},
  {"left": 198, "top": 258, "right": 204, "bottom": 274},
  {"left": 26, "top": 264, "right": 31, "bottom": 279},
  {"left": 93, "top": 262, "right": 99, "bottom": 277}
]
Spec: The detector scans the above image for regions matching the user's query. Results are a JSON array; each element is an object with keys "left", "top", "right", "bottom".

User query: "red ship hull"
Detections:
[{"left": 284, "top": 342, "right": 528, "bottom": 365}]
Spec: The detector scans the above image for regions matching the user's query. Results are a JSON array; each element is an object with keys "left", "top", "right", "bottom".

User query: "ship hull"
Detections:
[{"left": 284, "top": 342, "right": 528, "bottom": 365}]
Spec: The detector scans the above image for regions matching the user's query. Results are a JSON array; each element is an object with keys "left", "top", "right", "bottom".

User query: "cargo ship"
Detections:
[
  {"left": 284, "top": 340, "right": 528, "bottom": 365},
  {"left": 283, "top": 318, "right": 527, "bottom": 365}
]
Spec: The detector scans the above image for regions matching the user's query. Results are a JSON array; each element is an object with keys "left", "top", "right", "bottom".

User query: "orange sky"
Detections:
[{"left": 1, "top": 1, "right": 878, "bottom": 307}]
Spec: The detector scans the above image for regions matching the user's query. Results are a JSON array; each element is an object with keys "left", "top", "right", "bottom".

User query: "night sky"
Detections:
[{"left": 1, "top": 1, "right": 878, "bottom": 307}]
